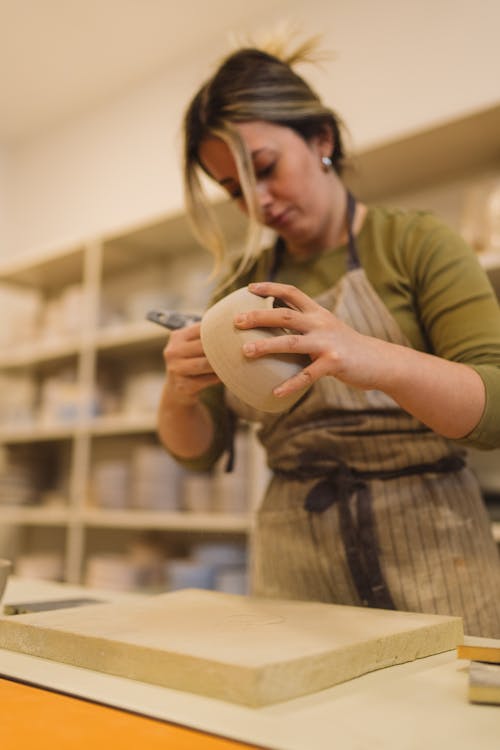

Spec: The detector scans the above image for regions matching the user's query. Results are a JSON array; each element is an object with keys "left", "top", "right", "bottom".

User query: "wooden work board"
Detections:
[{"left": 0, "top": 588, "right": 463, "bottom": 707}]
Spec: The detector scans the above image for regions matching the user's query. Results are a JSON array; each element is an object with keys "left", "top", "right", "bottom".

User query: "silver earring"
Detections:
[{"left": 321, "top": 155, "right": 332, "bottom": 172}]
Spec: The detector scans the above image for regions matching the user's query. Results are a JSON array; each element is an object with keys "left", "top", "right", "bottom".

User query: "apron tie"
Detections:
[{"left": 274, "top": 453, "right": 465, "bottom": 611}]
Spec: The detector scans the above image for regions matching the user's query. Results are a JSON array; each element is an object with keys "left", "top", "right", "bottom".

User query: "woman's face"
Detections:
[{"left": 198, "top": 120, "right": 339, "bottom": 256}]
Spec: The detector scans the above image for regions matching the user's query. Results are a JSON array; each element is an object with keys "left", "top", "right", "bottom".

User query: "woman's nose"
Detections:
[{"left": 256, "top": 180, "right": 273, "bottom": 214}]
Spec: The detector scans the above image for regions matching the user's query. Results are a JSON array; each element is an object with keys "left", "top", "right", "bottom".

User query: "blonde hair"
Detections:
[{"left": 183, "top": 35, "right": 344, "bottom": 284}]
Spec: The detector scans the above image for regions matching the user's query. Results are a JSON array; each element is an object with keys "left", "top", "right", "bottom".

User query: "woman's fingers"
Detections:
[
  {"left": 170, "top": 371, "right": 220, "bottom": 394},
  {"left": 248, "top": 281, "right": 318, "bottom": 313},
  {"left": 242, "top": 331, "right": 312, "bottom": 357},
  {"left": 182, "top": 322, "right": 203, "bottom": 340},
  {"left": 235, "top": 306, "right": 309, "bottom": 333},
  {"left": 160, "top": 321, "right": 220, "bottom": 408},
  {"left": 274, "top": 369, "right": 313, "bottom": 398},
  {"left": 165, "top": 323, "right": 204, "bottom": 354},
  {"left": 171, "top": 355, "right": 216, "bottom": 377},
  {"left": 273, "top": 358, "right": 335, "bottom": 397},
  {"left": 163, "top": 321, "right": 219, "bottom": 388},
  {"left": 164, "top": 323, "right": 210, "bottom": 368},
  {"left": 235, "top": 283, "right": 328, "bottom": 334}
]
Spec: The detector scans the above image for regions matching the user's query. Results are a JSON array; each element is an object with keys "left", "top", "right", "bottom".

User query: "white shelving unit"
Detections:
[
  {"left": 0, "top": 201, "right": 253, "bottom": 586},
  {"left": 1, "top": 103, "right": 499, "bottom": 587}
]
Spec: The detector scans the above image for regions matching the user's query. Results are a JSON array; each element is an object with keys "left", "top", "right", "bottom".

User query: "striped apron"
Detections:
[{"left": 226, "top": 194, "right": 500, "bottom": 637}]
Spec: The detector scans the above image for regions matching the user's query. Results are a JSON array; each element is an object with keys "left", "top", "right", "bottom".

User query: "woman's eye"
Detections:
[
  {"left": 227, "top": 162, "right": 275, "bottom": 200},
  {"left": 257, "top": 163, "right": 274, "bottom": 179}
]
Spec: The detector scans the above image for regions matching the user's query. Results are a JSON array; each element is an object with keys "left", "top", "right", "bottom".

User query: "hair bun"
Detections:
[{"left": 228, "top": 25, "right": 331, "bottom": 68}]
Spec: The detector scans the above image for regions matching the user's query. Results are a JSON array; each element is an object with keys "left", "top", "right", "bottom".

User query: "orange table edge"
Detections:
[{"left": 0, "top": 676, "right": 264, "bottom": 750}]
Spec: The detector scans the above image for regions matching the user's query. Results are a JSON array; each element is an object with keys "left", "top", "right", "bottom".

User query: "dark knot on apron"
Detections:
[
  {"left": 303, "top": 452, "right": 465, "bottom": 513},
  {"left": 303, "top": 465, "right": 365, "bottom": 513},
  {"left": 274, "top": 453, "right": 466, "bottom": 611}
]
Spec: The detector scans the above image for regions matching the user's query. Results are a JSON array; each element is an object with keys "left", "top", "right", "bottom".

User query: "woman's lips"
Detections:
[{"left": 268, "top": 208, "right": 293, "bottom": 228}]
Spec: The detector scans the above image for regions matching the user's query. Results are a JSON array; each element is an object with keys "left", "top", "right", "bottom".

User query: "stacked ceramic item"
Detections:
[
  {"left": 38, "top": 369, "right": 92, "bottom": 424},
  {"left": 0, "top": 448, "right": 37, "bottom": 506},
  {"left": 213, "top": 430, "right": 251, "bottom": 514},
  {"left": 39, "top": 284, "right": 84, "bottom": 343},
  {"left": 85, "top": 554, "right": 143, "bottom": 591},
  {"left": 193, "top": 542, "right": 248, "bottom": 594},
  {"left": 91, "top": 459, "right": 130, "bottom": 509},
  {"left": 85, "top": 538, "right": 168, "bottom": 592},
  {"left": 460, "top": 177, "right": 500, "bottom": 253},
  {"left": 122, "top": 371, "right": 166, "bottom": 415},
  {"left": 0, "top": 374, "right": 37, "bottom": 427},
  {"left": 0, "top": 466, "right": 36, "bottom": 507},
  {"left": 165, "top": 558, "right": 217, "bottom": 591},
  {"left": 102, "top": 263, "right": 173, "bottom": 326},
  {"left": 15, "top": 553, "right": 64, "bottom": 581},
  {"left": 181, "top": 472, "right": 214, "bottom": 513},
  {"left": 130, "top": 445, "right": 184, "bottom": 511},
  {"left": 0, "top": 285, "right": 41, "bottom": 349},
  {"left": 164, "top": 542, "right": 248, "bottom": 595},
  {"left": 213, "top": 566, "right": 249, "bottom": 595}
]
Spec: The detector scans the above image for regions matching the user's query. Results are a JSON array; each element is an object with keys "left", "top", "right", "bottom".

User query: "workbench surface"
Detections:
[{"left": 1, "top": 578, "right": 498, "bottom": 750}]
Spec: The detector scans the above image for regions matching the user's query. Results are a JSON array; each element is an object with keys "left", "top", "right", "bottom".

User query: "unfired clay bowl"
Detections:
[
  {"left": 0, "top": 558, "right": 12, "bottom": 602},
  {"left": 201, "top": 287, "right": 310, "bottom": 413}
]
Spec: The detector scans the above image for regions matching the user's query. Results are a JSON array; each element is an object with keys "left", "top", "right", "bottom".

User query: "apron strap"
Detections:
[
  {"left": 268, "top": 237, "right": 286, "bottom": 281},
  {"left": 346, "top": 190, "right": 360, "bottom": 270}
]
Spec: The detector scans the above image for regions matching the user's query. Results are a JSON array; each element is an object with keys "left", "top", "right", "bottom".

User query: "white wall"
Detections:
[
  {"left": 0, "top": 149, "right": 9, "bottom": 257},
  {"left": 3, "top": 0, "right": 500, "bottom": 257},
  {"left": 299, "top": 0, "right": 500, "bottom": 145},
  {"left": 4, "top": 67, "right": 190, "bottom": 255}
]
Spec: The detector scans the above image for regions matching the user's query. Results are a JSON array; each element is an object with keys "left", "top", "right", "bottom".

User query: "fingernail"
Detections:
[
  {"left": 249, "top": 283, "right": 263, "bottom": 291},
  {"left": 243, "top": 342, "right": 256, "bottom": 355},
  {"left": 234, "top": 313, "right": 247, "bottom": 324}
]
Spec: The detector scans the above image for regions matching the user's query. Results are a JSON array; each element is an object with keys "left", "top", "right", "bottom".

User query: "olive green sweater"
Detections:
[{"left": 172, "top": 207, "right": 500, "bottom": 470}]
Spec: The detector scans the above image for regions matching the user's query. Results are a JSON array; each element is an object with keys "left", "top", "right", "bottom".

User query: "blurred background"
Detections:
[{"left": 0, "top": 0, "right": 499, "bottom": 594}]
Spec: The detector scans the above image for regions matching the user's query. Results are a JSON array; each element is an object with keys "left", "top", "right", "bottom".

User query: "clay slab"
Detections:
[{"left": 0, "top": 588, "right": 463, "bottom": 706}]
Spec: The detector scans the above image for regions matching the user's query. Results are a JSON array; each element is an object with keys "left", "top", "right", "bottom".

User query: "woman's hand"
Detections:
[
  {"left": 162, "top": 322, "right": 220, "bottom": 407},
  {"left": 234, "top": 281, "right": 386, "bottom": 399},
  {"left": 234, "top": 281, "right": 486, "bottom": 440},
  {"left": 158, "top": 322, "right": 220, "bottom": 458}
]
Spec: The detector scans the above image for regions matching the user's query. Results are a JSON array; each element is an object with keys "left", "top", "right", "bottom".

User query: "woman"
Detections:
[{"left": 157, "top": 40, "right": 500, "bottom": 636}]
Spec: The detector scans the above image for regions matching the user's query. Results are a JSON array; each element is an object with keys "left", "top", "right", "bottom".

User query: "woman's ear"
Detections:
[{"left": 310, "top": 123, "right": 334, "bottom": 159}]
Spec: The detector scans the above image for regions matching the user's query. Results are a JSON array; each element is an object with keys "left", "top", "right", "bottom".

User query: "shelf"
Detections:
[
  {"left": 100, "top": 200, "right": 245, "bottom": 276},
  {"left": 0, "top": 506, "right": 70, "bottom": 525},
  {"left": 0, "top": 243, "right": 85, "bottom": 290},
  {"left": 0, "top": 338, "right": 80, "bottom": 369},
  {"left": 347, "top": 103, "right": 500, "bottom": 202},
  {"left": 82, "top": 509, "right": 250, "bottom": 533},
  {"left": 1, "top": 424, "right": 76, "bottom": 443},
  {"left": 0, "top": 324, "right": 167, "bottom": 367},
  {"left": 1, "top": 415, "right": 159, "bottom": 443},
  {"left": 87, "top": 414, "right": 157, "bottom": 436},
  {"left": 94, "top": 321, "right": 168, "bottom": 353}
]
